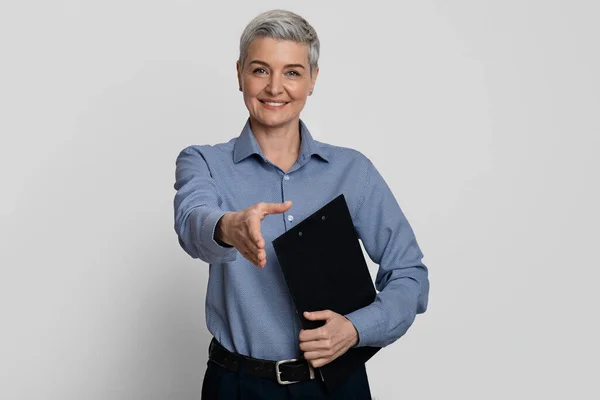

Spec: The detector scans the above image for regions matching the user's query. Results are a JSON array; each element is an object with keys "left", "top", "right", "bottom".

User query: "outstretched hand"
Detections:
[{"left": 216, "top": 201, "right": 292, "bottom": 268}]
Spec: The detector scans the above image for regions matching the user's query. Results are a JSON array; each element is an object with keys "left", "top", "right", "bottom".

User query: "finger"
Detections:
[
  {"left": 257, "top": 249, "right": 267, "bottom": 268},
  {"left": 239, "top": 244, "right": 260, "bottom": 267},
  {"left": 303, "top": 310, "right": 333, "bottom": 321},
  {"left": 247, "top": 218, "right": 265, "bottom": 250},
  {"left": 299, "top": 327, "right": 327, "bottom": 342},
  {"left": 299, "top": 339, "right": 331, "bottom": 352},
  {"left": 243, "top": 251, "right": 259, "bottom": 267},
  {"left": 259, "top": 200, "right": 293, "bottom": 217},
  {"left": 242, "top": 241, "right": 265, "bottom": 268},
  {"left": 307, "top": 357, "right": 329, "bottom": 369},
  {"left": 257, "top": 249, "right": 266, "bottom": 262},
  {"left": 303, "top": 350, "right": 328, "bottom": 361}
]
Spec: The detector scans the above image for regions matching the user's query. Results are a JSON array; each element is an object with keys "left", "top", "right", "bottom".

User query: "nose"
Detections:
[{"left": 266, "top": 74, "right": 284, "bottom": 96}]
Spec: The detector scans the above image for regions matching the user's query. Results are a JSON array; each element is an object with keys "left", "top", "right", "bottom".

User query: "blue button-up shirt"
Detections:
[{"left": 173, "top": 119, "right": 429, "bottom": 361}]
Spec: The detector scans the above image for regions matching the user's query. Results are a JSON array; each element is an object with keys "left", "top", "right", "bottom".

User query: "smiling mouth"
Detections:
[{"left": 260, "top": 100, "right": 289, "bottom": 106}]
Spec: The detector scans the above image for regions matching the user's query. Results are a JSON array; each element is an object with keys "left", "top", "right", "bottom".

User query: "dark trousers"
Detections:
[{"left": 201, "top": 359, "right": 372, "bottom": 399}]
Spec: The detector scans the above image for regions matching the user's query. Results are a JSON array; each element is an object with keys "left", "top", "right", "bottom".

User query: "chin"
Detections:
[{"left": 253, "top": 113, "right": 297, "bottom": 128}]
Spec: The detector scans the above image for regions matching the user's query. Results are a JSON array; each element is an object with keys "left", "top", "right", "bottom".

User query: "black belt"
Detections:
[{"left": 208, "top": 338, "right": 317, "bottom": 385}]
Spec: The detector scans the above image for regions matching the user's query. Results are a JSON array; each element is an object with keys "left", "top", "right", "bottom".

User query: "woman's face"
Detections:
[{"left": 237, "top": 37, "right": 318, "bottom": 130}]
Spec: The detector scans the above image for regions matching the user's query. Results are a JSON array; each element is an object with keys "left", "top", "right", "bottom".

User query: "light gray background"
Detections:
[{"left": 1, "top": 1, "right": 598, "bottom": 399}]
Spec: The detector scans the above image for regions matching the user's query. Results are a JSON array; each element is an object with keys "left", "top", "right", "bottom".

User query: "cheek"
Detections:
[
  {"left": 243, "top": 78, "right": 263, "bottom": 96},
  {"left": 288, "top": 86, "right": 310, "bottom": 102}
]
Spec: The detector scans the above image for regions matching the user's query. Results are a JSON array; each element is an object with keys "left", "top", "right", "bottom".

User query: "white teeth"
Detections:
[{"left": 264, "top": 101, "right": 286, "bottom": 106}]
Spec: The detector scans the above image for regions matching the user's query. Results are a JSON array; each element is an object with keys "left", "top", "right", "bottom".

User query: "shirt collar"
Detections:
[{"left": 233, "top": 119, "right": 330, "bottom": 164}]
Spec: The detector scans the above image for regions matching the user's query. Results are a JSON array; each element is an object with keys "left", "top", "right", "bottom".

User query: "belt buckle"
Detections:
[{"left": 275, "top": 358, "right": 315, "bottom": 385}]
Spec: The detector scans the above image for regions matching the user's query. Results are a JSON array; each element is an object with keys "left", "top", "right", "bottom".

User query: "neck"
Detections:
[{"left": 249, "top": 116, "right": 302, "bottom": 160}]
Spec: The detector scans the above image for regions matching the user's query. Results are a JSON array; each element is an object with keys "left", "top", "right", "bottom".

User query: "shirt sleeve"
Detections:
[
  {"left": 344, "top": 158, "right": 429, "bottom": 348},
  {"left": 173, "top": 146, "right": 238, "bottom": 264}
]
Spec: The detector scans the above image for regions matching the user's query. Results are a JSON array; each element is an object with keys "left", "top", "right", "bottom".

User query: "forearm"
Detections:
[
  {"left": 345, "top": 264, "right": 428, "bottom": 348},
  {"left": 347, "top": 157, "right": 430, "bottom": 348},
  {"left": 173, "top": 146, "right": 238, "bottom": 264},
  {"left": 176, "top": 206, "right": 237, "bottom": 264}
]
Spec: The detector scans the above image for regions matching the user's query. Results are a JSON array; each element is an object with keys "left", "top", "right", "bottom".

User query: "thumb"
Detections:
[
  {"left": 304, "top": 310, "right": 332, "bottom": 321},
  {"left": 262, "top": 200, "right": 293, "bottom": 215}
]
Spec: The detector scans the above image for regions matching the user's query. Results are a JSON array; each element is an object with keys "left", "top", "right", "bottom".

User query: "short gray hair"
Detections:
[{"left": 239, "top": 10, "right": 320, "bottom": 75}]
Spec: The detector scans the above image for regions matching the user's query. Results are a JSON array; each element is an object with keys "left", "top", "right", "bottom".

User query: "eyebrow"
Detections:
[{"left": 248, "top": 60, "right": 306, "bottom": 69}]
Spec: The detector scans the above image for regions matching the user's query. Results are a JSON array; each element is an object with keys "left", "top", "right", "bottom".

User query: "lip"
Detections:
[{"left": 259, "top": 99, "right": 289, "bottom": 110}]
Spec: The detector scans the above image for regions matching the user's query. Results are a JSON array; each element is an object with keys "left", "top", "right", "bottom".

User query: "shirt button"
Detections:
[
  {"left": 287, "top": 215, "right": 294, "bottom": 222},
  {"left": 283, "top": 175, "right": 290, "bottom": 180}
]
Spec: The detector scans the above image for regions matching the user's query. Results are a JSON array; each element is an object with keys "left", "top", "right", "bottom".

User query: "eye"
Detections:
[
  {"left": 252, "top": 68, "right": 268, "bottom": 75},
  {"left": 286, "top": 70, "right": 301, "bottom": 77}
]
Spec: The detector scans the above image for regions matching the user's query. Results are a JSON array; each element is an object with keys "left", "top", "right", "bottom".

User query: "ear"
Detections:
[
  {"left": 236, "top": 61, "right": 243, "bottom": 91},
  {"left": 310, "top": 67, "right": 319, "bottom": 94}
]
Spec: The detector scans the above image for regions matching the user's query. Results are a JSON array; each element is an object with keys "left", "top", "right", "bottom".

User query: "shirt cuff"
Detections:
[
  {"left": 197, "top": 208, "right": 238, "bottom": 261},
  {"left": 344, "top": 304, "right": 386, "bottom": 348}
]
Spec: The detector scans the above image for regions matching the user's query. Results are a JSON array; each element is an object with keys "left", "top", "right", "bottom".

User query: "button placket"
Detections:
[{"left": 281, "top": 173, "right": 294, "bottom": 227}]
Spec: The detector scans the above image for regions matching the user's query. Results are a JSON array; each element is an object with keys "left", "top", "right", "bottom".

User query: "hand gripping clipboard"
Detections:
[{"left": 272, "top": 194, "right": 380, "bottom": 391}]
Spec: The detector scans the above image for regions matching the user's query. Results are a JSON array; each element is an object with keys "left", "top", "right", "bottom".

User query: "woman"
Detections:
[{"left": 174, "top": 9, "right": 429, "bottom": 399}]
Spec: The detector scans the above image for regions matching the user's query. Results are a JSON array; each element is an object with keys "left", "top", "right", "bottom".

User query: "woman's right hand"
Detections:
[{"left": 215, "top": 201, "right": 293, "bottom": 268}]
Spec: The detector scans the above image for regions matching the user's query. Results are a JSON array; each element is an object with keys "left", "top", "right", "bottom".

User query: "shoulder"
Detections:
[
  {"left": 176, "top": 137, "right": 238, "bottom": 172},
  {"left": 177, "top": 138, "right": 236, "bottom": 159},
  {"left": 315, "top": 140, "right": 374, "bottom": 172},
  {"left": 175, "top": 138, "right": 237, "bottom": 178}
]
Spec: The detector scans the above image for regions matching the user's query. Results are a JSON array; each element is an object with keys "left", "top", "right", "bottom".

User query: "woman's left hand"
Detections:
[{"left": 298, "top": 310, "right": 359, "bottom": 368}]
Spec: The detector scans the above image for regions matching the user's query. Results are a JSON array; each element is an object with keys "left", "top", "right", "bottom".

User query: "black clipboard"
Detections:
[{"left": 272, "top": 194, "right": 380, "bottom": 391}]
